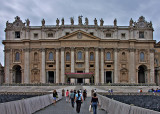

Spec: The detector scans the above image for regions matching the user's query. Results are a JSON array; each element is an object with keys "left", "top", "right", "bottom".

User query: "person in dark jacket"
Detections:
[{"left": 53, "top": 90, "right": 58, "bottom": 105}]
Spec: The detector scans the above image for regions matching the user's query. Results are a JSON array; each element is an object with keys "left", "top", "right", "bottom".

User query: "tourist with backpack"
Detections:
[
  {"left": 74, "top": 90, "right": 83, "bottom": 113},
  {"left": 69, "top": 89, "right": 75, "bottom": 108}
]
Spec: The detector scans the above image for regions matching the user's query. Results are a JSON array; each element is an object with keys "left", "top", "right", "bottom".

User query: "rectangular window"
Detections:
[
  {"left": 107, "top": 65, "right": 111, "bottom": 67},
  {"left": 66, "top": 32, "right": 70, "bottom": 35},
  {"left": 106, "top": 33, "right": 111, "bottom": 37},
  {"left": 90, "top": 64, "right": 94, "bottom": 67},
  {"left": 139, "top": 32, "right": 144, "bottom": 38},
  {"left": 66, "top": 64, "right": 70, "bottom": 67},
  {"left": 121, "top": 33, "right": 125, "bottom": 39},
  {"left": 34, "top": 33, "right": 38, "bottom": 38},
  {"left": 49, "top": 65, "right": 53, "bottom": 67},
  {"left": 15, "top": 31, "right": 20, "bottom": 38}
]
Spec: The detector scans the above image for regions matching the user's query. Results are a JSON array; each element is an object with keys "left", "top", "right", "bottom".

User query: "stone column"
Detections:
[
  {"left": 24, "top": 48, "right": 30, "bottom": 83},
  {"left": 41, "top": 48, "right": 46, "bottom": 83},
  {"left": 10, "top": 69, "right": 13, "bottom": 84},
  {"left": 95, "top": 48, "right": 99, "bottom": 84},
  {"left": 4, "top": 49, "right": 10, "bottom": 83},
  {"left": 61, "top": 48, "right": 65, "bottom": 83},
  {"left": 71, "top": 47, "right": 75, "bottom": 83},
  {"left": 26, "top": 29, "right": 30, "bottom": 39},
  {"left": 129, "top": 48, "right": 136, "bottom": 83},
  {"left": 101, "top": 48, "right": 104, "bottom": 84},
  {"left": 85, "top": 48, "right": 89, "bottom": 83},
  {"left": 114, "top": 48, "right": 118, "bottom": 83},
  {"left": 150, "top": 49, "right": 155, "bottom": 83},
  {"left": 56, "top": 48, "right": 59, "bottom": 83}
]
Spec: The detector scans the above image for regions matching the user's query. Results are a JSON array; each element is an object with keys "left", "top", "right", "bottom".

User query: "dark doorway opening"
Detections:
[
  {"left": 48, "top": 71, "right": 54, "bottom": 83},
  {"left": 138, "top": 65, "right": 147, "bottom": 83},
  {"left": 77, "top": 78, "right": 83, "bottom": 83},
  {"left": 106, "top": 71, "right": 112, "bottom": 83}
]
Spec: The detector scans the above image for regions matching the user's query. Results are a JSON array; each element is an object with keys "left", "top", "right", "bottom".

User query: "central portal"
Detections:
[
  {"left": 77, "top": 71, "right": 83, "bottom": 84},
  {"left": 48, "top": 71, "right": 54, "bottom": 83}
]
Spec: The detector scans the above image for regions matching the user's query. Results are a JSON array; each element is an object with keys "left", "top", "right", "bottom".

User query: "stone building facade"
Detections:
[
  {"left": 2, "top": 16, "right": 155, "bottom": 84},
  {"left": 155, "top": 42, "right": 160, "bottom": 85},
  {"left": 0, "top": 63, "right": 4, "bottom": 84}
]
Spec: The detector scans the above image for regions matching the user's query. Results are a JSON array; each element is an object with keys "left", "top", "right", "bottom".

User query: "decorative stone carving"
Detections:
[
  {"left": 41, "top": 19, "right": 45, "bottom": 26},
  {"left": 94, "top": 18, "right": 98, "bottom": 26},
  {"left": 85, "top": 17, "right": 88, "bottom": 25},
  {"left": 134, "top": 16, "right": 153, "bottom": 28},
  {"left": 129, "top": 48, "right": 136, "bottom": 52},
  {"left": 100, "top": 18, "right": 104, "bottom": 26},
  {"left": 70, "top": 17, "right": 74, "bottom": 25},
  {"left": 23, "top": 48, "right": 30, "bottom": 52},
  {"left": 4, "top": 49, "right": 11, "bottom": 53},
  {"left": 25, "top": 19, "right": 30, "bottom": 26},
  {"left": 56, "top": 18, "right": 59, "bottom": 26},
  {"left": 150, "top": 48, "right": 155, "bottom": 53},
  {"left": 61, "top": 18, "right": 64, "bottom": 25},
  {"left": 78, "top": 16, "right": 82, "bottom": 25},
  {"left": 114, "top": 18, "right": 117, "bottom": 27},
  {"left": 77, "top": 32, "right": 82, "bottom": 39}
]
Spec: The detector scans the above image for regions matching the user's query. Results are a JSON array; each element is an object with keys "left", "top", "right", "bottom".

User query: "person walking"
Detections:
[
  {"left": 90, "top": 93, "right": 99, "bottom": 114},
  {"left": 69, "top": 89, "right": 75, "bottom": 108},
  {"left": 74, "top": 90, "right": 83, "bottom": 113},
  {"left": 83, "top": 89, "right": 87, "bottom": 101},
  {"left": 66, "top": 90, "right": 70, "bottom": 103},
  {"left": 53, "top": 90, "right": 58, "bottom": 105}
]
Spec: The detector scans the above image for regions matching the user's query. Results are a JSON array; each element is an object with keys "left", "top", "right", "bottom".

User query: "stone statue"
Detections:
[
  {"left": 148, "top": 21, "right": 152, "bottom": 28},
  {"left": 94, "top": 18, "right": 97, "bottom": 26},
  {"left": 41, "top": 19, "right": 45, "bottom": 26},
  {"left": 15, "top": 16, "right": 20, "bottom": 21},
  {"left": 61, "top": 18, "right": 64, "bottom": 25},
  {"left": 26, "top": 19, "right": 30, "bottom": 26},
  {"left": 114, "top": 18, "right": 117, "bottom": 26},
  {"left": 56, "top": 18, "right": 59, "bottom": 26},
  {"left": 85, "top": 17, "right": 88, "bottom": 25},
  {"left": 6, "top": 21, "right": 9, "bottom": 26},
  {"left": 100, "top": 18, "right": 104, "bottom": 26},
  {"left": 130, "top": 18, "right": 133, "bottom": 27},
  {"left": 78, "top": 16, "right": 82, "bottom": 25},
  {"left": 70, "top": 17, "right": 74, "bottom": 25}
]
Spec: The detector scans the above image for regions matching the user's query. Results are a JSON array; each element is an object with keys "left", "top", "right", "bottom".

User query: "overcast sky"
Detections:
[{"left": 0, "top": 0, "right": 160, "bottom": 66}]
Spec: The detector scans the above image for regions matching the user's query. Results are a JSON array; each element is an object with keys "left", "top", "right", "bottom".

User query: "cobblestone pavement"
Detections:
[{"left": 34, "top": 86, "right": 107, "bottom": 114}]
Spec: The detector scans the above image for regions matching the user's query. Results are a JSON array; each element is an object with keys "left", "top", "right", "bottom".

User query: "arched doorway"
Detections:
[
  {"left": 138, "top": 65, "right": 147, "bottom": 83},
  {"left": 13, "top": 65, "right": 22, "bottom": 83}
]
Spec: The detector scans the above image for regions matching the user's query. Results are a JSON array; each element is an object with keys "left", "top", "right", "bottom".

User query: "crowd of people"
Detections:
[
  {"left": 148, "top": 88, "right": 160, "bottom": 92},
  {"left": 52, "top": 88, "right": 99, "bottom": 114}
]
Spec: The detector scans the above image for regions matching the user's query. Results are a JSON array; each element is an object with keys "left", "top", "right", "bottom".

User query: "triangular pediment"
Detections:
[{"left": 59, "top": 30, "right": 100, "bottom": 41}]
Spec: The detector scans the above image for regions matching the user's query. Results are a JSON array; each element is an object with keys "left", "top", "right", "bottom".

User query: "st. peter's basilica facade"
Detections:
[{"left": 2, "top": 16, "right": 155, "bottom": 85}]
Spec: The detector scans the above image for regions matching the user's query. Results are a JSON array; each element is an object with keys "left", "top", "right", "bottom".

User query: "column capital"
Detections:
[
  {"left": 4, "top": 48, "right": 11, "bottom": 53},
  {"left": 61, "top": 47, "right": 65, "bottom": 51},
  {"left": 85, "top": 47, "right": 89, "bottom": 51},
  {"left": 23, "top": 48, "right": 30, "bottom": 52},
  {"left": 40, "top": 48, "right": 46, "bottom": 52},
  {"left": 94, "top": 47, "right": 99, "bottom": 51},
  {"left": 71, "top": 47, "right": 75, "bottom": 51},
  {"left": 114, "top": 48, "right": 119, "bottom": 52},
  {"left": 100, "top": 48, "right": 104, "bottom": 51},
  {"left": 55, "top": 48, "right": 60, "bottom": 51},
  {"left": 129, "top": 48, "right": 136, "bottom": 52},
  {"left": 150, "top": 48, "right": 155, "bottom": 53}
]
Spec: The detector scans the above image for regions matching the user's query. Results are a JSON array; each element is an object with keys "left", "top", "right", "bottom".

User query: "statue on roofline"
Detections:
[
  {"left": 41, "top": 19, "right": 45, "bottom": 26},
  {"left": 114, "top": 18, "right": 117, "bottom": 27},
  {"left": 56, "top": 18, "right": 59, "bottom": 26},
  {"left": 61, "top": 18, "right": 64, "bottom": 25},
  {"left": 70, "top": 17, "right": 74, "bottom": 25},
  {"left": 94, "top": 18, "right": 98, "bottom": 26},
  {"left": 26, "top": 19, "right": 30, "bottom": 26},
  {"left": 100, "top": 18, "right": 104, "bottom": 26},
  {"left": 85, "top": 17, "right": 88, "bottom": 25}
]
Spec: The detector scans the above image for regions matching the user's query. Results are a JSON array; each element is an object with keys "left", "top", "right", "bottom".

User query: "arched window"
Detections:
[
  {"left": 66, "top": 52, "right": 70, "bottom": 61},
  {"left": 48, "top": 33, "right": 53, "bottom": 37},
  {"left": 49, "top": 52, "right": 53, "bottom": 61},
  {"left": 140, "top": 52, "right": 144, "bottom": 62},
  {"left": 78, "top": 51, "right": 82, "bottom": 60},
  {"left": 90, "top": 52, "right": 94, "bottom": 61},
  {"left": 15, "top": 52, "right": 20, "bottom": 61},
  {"left": 34, "top": 52, "right": 38, "bottom": 61},
  {"left": 106, "top": 52, "right": 111, "bottom": 60}
]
